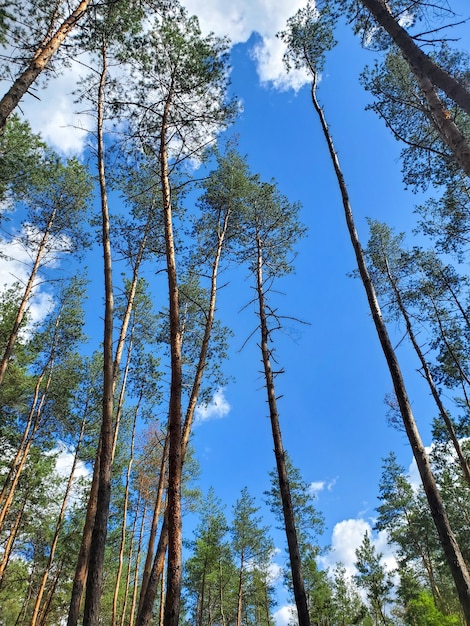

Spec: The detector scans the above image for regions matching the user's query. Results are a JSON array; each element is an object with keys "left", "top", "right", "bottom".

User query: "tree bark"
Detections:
[
  {"left": 255, "top": 234, "right": 311, "bottom": 626},
  {"left": 0, "top": 206, "right": 57, "bottom": 387},
  {"left": 160, "top": 81, "right": 184, "bottom": 626},
  {"left": 310, "top": 72, "right": 470, "bottom": 623},
  {"left": 0, "top": 0, "right": 92, "bottom": 130},
  {"left": 380, "top": 253, "right": 470, "bottom": 488},
  {"left": 29, "top": 413, "right": 87, "bottom": 626},
  {"left": 82, "top": 38, "right": 114, "bottom": 626},
  {"left": 359, "top": 0, "right": 470, "bottom": 117}
]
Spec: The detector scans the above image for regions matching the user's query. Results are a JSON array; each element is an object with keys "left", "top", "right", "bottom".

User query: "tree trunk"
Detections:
[
  {"left": 136, "top": 193, "right": 230, "bottom": 625},
  {"left": 310, "top": 72, "right": 470, "bottom": 623},
  {"left": 0, "top": 206, "right": 57, "bottom": 387},
  {"left": 0, "top": 0, "right": 91, "bottom": 130},
  {"left": 415, "top": 72, "right": 470, "bottom": 177},
  {"left": 29, "top": 413, "right": 87, "bottom": 626},
  {"left": 236, "top": 549, "right": 244, "bottom": 626},
  {"left": 159, "top": 84, "right": 184, "bottom": 626},
  {"left": 135, "top": 508, "right": 169, "bottom": 626},
  {"left": 0, "top": 497, "right": 26, "bottom": 586},
  {"left": 137, "top": 435, "right": 169, "bottom": 615},
  {"left": 66, "top": 446, "right": 100, "bottom": 626},
  {"left": 112, "top": 392, "right": 141, "bottom": 625},
  {"left": 82, "top": 39, "right": 115, "bottom": 626},
  {"left": 255, "top": 234, "right": 311, "bottom": 626},
  {"left": 359, "top": 0, "right": 470, "bottom": 116},
  {"left": 127, "top": 496, "right": 147, "bottom": 626},
  {"left": 381, "top": 253, "right": 470, "bottom": 488}
]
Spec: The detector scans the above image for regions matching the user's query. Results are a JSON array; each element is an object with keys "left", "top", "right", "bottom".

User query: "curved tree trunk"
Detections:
[{"left": 310, "top": 72, "right": 470, "bottom": 622}]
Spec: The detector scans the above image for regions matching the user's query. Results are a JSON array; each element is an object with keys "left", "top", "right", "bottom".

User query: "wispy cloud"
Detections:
[
  {"left": 195, "top": 388, "right": 231, "bottom": 424},
  {"left": 309, "top": 476, "right": 337, "bottom": 497}
]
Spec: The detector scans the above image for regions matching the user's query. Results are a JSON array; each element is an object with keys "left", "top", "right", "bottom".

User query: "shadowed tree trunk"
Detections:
[
  {"left": 255, "top": 232, "right": 311, "bottom": 626},
  {"left": 310, "top": 68, "right": 470, "bottom": 623},
  {"left": 359, "top": 0, "right": 470, "bottom": 116}
]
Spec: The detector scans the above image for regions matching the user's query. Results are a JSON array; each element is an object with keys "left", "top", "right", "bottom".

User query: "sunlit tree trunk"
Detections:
[
  {"left": 137, "top": 435, "right": 169, "bottom": 615},
  {"left": 0, "top": 497, "right": 26, "bottom": 586},
  {"left": 158, "top": 81, "right": 184, "bottom": 626},
  {"left": 127, "top": 495, "right": 147, "bottom": 626},
  {"left": 379, "top": 252, "right": 470, "bottom": 487},
  {"left": 0, "top": 355, "right": 55, "bottom": 538},
  {"left": 0, "top": 206, "right": 57, "bottom": 387},
  {"left": 0, "top": 0, "right": 92, "bottom": 129},
  {"left": 112, "top": 392, "right": 141, "bottom": 625},
  {"left": 82, "top": 37, "right": 115, "bottom": 626},
  {"left": 29, "top": 412, "right": 87, "bottom": 626}
]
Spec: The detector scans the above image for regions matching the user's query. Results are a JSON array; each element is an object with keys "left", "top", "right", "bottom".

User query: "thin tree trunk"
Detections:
[
  {"left": 0, "top": 358, "right": 55, "bottom": 536},
  {"left": 380, "top": 253, "right": 470, "bottom": 487},
  {"left": 236, "top": 549, "right": 245, "bottom": 626},
  {"left": 0, "top": 206, "right": 57, "bottom": 386},
  {"left": 82, "top": 38, "right": 115, "bottom": 626},
  {"left": 219, "top": 559, "right": 227, "bottom": 626},
  {"left": 255, "top": 233, "right": 311, "bottom": 626},
  {"left": 118, "top": 493, "right": 141, "bottom": 626},
  {"left": 137, "top": 434, "right": 169, "bottom": 614},
  {"left": 112, "top": 393, "right": 141, "bottom": 626},
  {"left": 359, "top": 0, "right": 470, "bottom": 117},
  {"left": 158, "top": 562, "right": 165, "bottom": 626},
  {"left": 415, "top": 72, "right": 470, "bottom": 177},
  {"left": 128, "top": 496, "right": 147, "bottom": 626},
  {"left": 136, "top": 197, "right": 230, "bottom": 625},
  {"left": 310, "top": 72, "right": 470, "bottom": 623},
  {"left": 67, "top": 100, "right": 148, "bottom": 626},
  {"left": 0, "top": 0, "right": 91, "bottom": 129},
  {"left": 0, "top": 497, "right": 26, "bottom": 586},
  {"left": 135, "top": 507, "right": 169, "bottom": 626},
  {"left": 29, "top": 414, "right": 87, "bottom": 626},
  {"left": 66, "top": 446, "right": 100, "bottom": 626}
]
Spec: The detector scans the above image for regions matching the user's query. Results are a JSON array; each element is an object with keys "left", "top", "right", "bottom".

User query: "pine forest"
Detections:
[{"left": 1, "top": 0, "right": 470, "bottom": 624}]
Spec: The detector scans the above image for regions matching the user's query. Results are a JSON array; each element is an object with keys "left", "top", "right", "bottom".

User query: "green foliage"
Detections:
[
  {"left": 184, "top": 487, "right": 237, "bottom": 625},
  {"left": 0, "top": 116, "right": 46, "bottom": 204},
  {"left": 405, "top": 590, "right": 460, "bottom": 625},
  {"left": 354, "top": 532, "right": 394, "bottom": 624},
  {"left": 361, "top": 46, "right": 470, "bottom": 191},
  {"left": 279, "top": 1, "right": 336, "bottom": 75}
]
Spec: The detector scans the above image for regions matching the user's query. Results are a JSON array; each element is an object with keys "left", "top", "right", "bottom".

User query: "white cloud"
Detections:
[
  {"left": 2, "top": 55, "right": 94, "bottom": 156},
  {"left": 309, "top": 476, "right": 337, "bottom": 496},
  {"left": 251, "top": 35, "right": 310, "bottom": 91},
  {"left": 319, "top": 518, "right": 397, "bottom": 577},
  {"left": 274, "top": 604, "right": 296, "bottom": 626},
  {"left": 1, "top": 1, "right": 314, "bottom": 155},
  {"left": 309, "top": 480, "right": 325, "bottom": 495},
  {"left": 54, "top": 443, "right": 91, "bottom": 482},
  {"left": 195, "top": 388, "right": 231, "bottom": 423},
  {"left": 50, "top": 442, "right": 92, "bottom": 508},
  {"left": 0, "top": 228, "right": 56, "bottom": 328},
  {"left": 183, "top": 0, "right": 311, "bottom": 91}
]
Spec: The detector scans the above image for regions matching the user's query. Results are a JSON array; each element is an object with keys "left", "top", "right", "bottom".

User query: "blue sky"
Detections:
[{"left": 2, "top": 1, "right": 470, "bottom": 623}]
